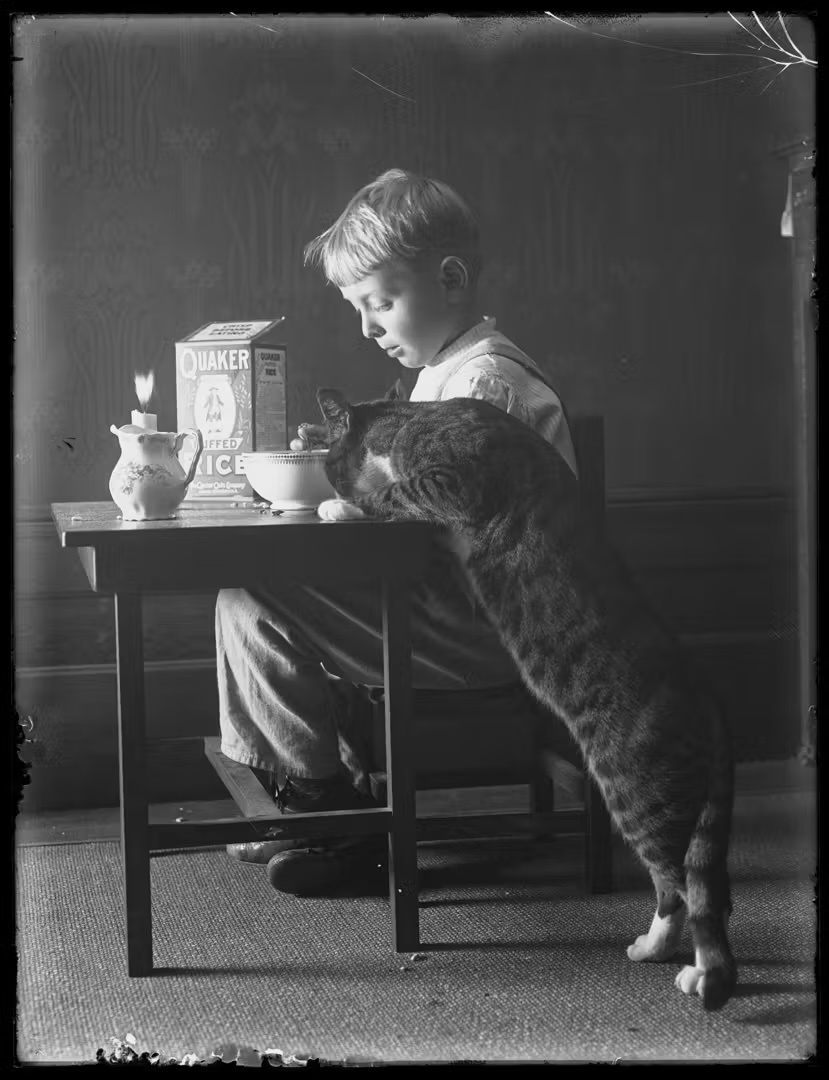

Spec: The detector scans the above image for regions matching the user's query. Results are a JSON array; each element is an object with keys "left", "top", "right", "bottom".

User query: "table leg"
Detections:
[
  {"left": 382, "top": 579, "right": 419, "bottom": 953},
  {"left": 114, "top": 592, "right": 153, "bottom": 976}
]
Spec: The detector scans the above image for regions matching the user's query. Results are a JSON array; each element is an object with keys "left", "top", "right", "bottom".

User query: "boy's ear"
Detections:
[
  {"left": 384, "top": 378, "right": 408, "bottom": 403},
  {"left": 316, "top": 388, "right": 352, "bottom": 439},
  {"left": 439, "top": 256, "right": 469, "bottom": 293}
]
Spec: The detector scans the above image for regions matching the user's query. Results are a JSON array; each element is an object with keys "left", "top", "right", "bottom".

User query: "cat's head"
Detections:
[{"left": 316, "top": 382, "right": 409, "bottom": 498}]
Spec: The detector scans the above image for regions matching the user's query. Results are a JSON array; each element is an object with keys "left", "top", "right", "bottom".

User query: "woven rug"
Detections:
[{"left": 15, "top": 791, "right": 817, "bottom": 1065}]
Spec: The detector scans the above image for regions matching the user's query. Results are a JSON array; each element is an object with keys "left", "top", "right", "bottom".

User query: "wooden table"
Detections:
[{"left": 52, "top": 501, "right": 436, "bottom": 976}]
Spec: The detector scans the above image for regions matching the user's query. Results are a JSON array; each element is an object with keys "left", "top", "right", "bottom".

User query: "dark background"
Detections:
[{"left": 13, "top": 14, "right": 815, "bottom": 808}]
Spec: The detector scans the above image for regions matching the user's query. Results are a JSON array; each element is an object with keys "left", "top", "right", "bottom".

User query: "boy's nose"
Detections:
[{"left": 361, "top": 312, "right": 383, "bottom": 340}]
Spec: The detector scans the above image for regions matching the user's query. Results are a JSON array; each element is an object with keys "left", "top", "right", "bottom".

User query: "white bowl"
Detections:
[{"left": 242, "top": 450, "right": 335, "bottom": 512}]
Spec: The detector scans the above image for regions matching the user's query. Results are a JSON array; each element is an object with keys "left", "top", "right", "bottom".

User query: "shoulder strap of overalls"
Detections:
[{"left": 458, "top": 334, "right": 575, "bottom": 432}]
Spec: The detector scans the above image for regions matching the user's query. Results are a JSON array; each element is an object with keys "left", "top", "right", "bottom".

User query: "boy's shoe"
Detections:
[
  {"left": 226, "top": 773, "right": 378, "bottom": 865},
  {"left": 266, "top": 841, "right": 388, "bottom": 897},
  {"left": 226, "top": 837, "right": 307, "bottom": 864}
]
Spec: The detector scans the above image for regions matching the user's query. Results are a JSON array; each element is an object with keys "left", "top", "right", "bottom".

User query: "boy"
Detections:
[{"left": 217, "top": 169, "right": 577, "bottom": 897}]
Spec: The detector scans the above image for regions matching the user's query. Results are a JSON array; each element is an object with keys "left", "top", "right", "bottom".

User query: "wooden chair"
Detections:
[{"left": 368, "top": 416, "right": 614, "bottom": 893}]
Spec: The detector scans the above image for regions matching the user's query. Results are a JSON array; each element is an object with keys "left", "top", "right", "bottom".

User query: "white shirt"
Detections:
[{"left": 411, "top": 317, "right": 577, "bottom": 476}]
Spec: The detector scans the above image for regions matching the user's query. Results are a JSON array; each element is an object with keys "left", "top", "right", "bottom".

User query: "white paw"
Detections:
[
  {"left": 675, "top": 965, "right": 705, "bottom": 998},
  {"left": 317, "top": 498, "right": 365, "bottom": 522},
  {"left": 627, "top": 934, "right": 668, "bottom": 963},
  {"left": 627, "top": 910, "right": 685, "bottom": 962}
]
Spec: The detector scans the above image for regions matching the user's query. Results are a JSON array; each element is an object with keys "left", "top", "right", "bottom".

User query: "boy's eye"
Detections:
[{"left": 369, "top": 301, "right": 392, "bottom": 313}]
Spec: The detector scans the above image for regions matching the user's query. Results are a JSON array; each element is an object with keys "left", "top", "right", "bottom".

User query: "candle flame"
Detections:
[{"left": 134, "top": 371, "right": 155, "bottom": 410}]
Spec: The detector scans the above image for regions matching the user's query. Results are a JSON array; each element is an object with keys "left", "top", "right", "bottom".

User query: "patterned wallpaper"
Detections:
[{"left": 13, "top": 14, "right": 813, "bottom": 513}]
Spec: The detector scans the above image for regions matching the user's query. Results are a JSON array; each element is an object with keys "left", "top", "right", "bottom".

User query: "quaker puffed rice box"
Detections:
[{"left": 176, "top": 319, "right": 287, "bottom": 502}]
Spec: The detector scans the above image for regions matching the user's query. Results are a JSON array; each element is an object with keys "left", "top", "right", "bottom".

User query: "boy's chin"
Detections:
[{"left": 394, "top": 353, "right": 425, "bottom": 369}]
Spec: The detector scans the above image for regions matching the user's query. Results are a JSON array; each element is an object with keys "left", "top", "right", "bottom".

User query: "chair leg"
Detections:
[{"left": 585, "top": 773, "right": 613, "bottom": 894}]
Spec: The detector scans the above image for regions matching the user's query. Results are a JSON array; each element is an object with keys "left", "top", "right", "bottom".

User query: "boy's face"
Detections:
[{"left": 339, "top": 260, "right": 464, "bottom": 369}]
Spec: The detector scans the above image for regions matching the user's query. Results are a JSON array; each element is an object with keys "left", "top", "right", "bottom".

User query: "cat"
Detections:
[{"left": 313, "top": 382, "right": 738, "bottom": 1012}]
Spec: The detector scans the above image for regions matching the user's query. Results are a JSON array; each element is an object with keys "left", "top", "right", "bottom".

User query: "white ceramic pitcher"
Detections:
[{"left": 109, "top": 424, "right": 204, "bottom": 520}]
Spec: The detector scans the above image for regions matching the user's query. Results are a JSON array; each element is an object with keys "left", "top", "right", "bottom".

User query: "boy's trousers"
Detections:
[{"left": 215, "top": 536, "right": 521, "bottom": 793}]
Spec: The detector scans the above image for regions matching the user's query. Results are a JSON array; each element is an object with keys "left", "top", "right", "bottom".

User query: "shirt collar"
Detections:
[{"left": 426, "top": 316, "right": 497, "bottom": 369}]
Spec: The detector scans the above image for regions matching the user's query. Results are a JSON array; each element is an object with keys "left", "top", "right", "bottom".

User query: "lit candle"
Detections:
[
  {"left": 133, "top": 372, "right": 158, "bottom": 430},
  {"left": 131, "top": 410, "right": 157, "bottom": 430}
]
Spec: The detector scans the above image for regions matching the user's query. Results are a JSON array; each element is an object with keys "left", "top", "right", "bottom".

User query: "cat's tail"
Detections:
[{"left": 683, "top": 728, "right": 738, "bottom": 1012}]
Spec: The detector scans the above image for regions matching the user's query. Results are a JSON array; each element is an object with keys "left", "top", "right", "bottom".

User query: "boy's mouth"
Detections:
[{"left": 385, "top": 345, "right": 403, "bottom": 358}]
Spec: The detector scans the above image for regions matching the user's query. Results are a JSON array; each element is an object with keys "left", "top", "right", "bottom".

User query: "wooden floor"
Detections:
[{"left": 15, "top": 758, "right": 815, "bottom": 849}]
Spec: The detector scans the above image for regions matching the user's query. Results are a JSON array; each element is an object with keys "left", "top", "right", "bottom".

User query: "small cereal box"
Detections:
[{"left": 176, "top": 318, "right": 287, "bottom": 502}]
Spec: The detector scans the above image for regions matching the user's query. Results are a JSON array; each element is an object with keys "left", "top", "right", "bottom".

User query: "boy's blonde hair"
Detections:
[{"left": 303, "top": 168, "right": 481, "bottom": 287}]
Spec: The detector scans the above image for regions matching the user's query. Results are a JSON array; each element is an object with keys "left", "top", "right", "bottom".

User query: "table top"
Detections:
[
  {"left": 52, "top": 501, "right": 433, "bottom": 546},
  {"left": 51, "top": 501, "right": 437, "bottom": 593}
]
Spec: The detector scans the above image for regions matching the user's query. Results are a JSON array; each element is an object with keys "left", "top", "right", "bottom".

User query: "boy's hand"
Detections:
[{"left": 290, "top": 423, "right": 328, "bottom": 451}]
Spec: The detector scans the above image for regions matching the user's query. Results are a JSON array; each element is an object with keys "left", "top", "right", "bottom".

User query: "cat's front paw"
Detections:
[{"left": 317, "top": 498, "right": 366, "bottom": 522}]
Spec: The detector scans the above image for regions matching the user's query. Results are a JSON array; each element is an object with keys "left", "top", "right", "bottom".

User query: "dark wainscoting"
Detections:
[{"left": 15, "top": 490, "right": 798, "bottom": 812}]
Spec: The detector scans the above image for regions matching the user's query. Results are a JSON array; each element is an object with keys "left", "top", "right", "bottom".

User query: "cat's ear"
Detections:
[
  {"left": 384, "top": 378, "right": 408, "bottom": 403},
  {"left": 316, "top": 388, "right": 352, "bottom": 439}
]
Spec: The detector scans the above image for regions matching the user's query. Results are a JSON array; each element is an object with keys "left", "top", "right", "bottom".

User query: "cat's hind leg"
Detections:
[
  {"left": 674, "top": 857, "right": 736, "bottom": 1011},
  {"left": 627, "top": 871, "right": 686, "bottom": 963},
  {"left": 674, "top": 756, "right": 737, "bottom": 1011}
]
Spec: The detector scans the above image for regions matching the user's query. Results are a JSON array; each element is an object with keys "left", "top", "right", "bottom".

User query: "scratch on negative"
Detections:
[
  {"left": 228, "top": 12, "right": 280, "bottom": 34},
  {"left": 351, "top": 67, "right": 416, "bottom": 103}
]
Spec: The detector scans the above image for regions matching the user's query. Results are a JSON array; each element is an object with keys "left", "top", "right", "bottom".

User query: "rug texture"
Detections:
[{"left": 15, "top": 791, "right": 817, "bottom": 1064}]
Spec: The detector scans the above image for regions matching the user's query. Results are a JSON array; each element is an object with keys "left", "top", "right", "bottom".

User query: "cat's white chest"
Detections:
[
  {"left": 355, "top": 451, "right": 396, "bottom": 495},
  {"left": 317, "top": 451, "right": 395, "bottom": 521}
]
